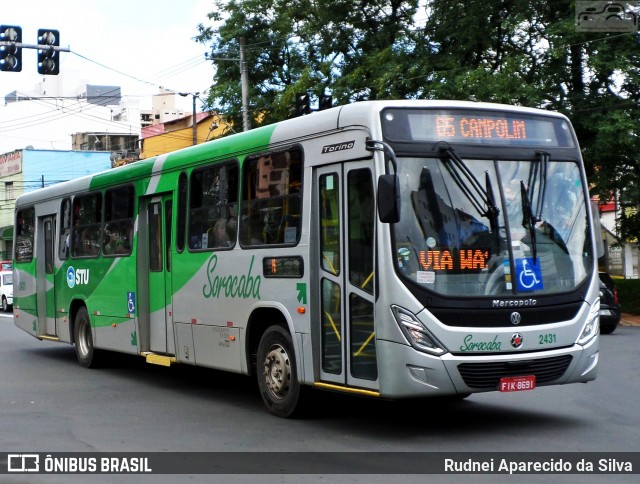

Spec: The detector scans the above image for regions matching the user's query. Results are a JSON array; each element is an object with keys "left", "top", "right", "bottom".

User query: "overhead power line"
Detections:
[{"left": 70, "top": 50, "right": 210, "bottom": 95}]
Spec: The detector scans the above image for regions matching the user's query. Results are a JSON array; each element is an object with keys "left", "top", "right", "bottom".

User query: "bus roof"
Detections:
[{"left": 14, "top": 100, "right": 569, "bottom": 209}]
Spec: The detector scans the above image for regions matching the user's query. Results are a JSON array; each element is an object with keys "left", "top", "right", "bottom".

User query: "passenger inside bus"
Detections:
[
  {"left": 103, "top": 224, "right": 130, "bottom": 255},
  {"left": 209, "top": 218, "right": 231, "bottom": 247},
  {"left": 241, "top": 211, "right": 265, "bottom": 245},
  {"left": 81, "top": 229, "right": 99, "bottom": 256}
]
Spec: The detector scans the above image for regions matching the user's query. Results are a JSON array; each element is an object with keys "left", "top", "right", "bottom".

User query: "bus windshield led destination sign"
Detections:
[
  {"left": 435, "top": 115, "right": 526, "bottom": 141},
  {"left": 382, "top": 108, "right": 576, "bottom": 148}
]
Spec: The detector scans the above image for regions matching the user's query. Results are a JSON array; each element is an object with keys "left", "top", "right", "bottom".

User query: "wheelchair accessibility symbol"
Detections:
[
  {"left": 127, "top": 292, "right": 136, "bottom": 314},
  {"left": 515, "top": 258, "right": 543, "bottom": 292}
]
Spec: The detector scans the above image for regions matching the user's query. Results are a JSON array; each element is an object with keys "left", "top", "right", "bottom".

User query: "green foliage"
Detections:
[
  {"left": 615, "top": 278, "right": 640, "bottom": 315},
  {"left": 196, "top": 0, "right": 640, "bottom": 243}
]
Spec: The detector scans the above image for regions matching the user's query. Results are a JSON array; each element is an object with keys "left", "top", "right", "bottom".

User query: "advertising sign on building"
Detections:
[
  {"left": 0, "top": 150, "right": 23, "bottom": 178},
  {"left": 608, "top": 245, "right": 624, "bottom": 275}
]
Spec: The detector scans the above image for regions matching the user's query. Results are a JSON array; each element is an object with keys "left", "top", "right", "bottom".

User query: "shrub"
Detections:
[{"left": 614, "top": 278, "right": 640, "bottom": 315}]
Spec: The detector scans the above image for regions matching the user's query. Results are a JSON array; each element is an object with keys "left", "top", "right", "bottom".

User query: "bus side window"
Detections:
[
  {"left": 176, "top": 172, "right": 188, "bottom": 252},
  {"left": 15, "top": 207, "right": 35, "bottom": 263},
  {"left": 72, "top": 193, "right": 102, "bottom": 258},
  {"left": 59, "top": 198, "right": 72, "bottom": 260},
  {"left": 240, "top": 148, "right": 303, "bottom": 246},
  {"left": 188, "top": 161, "right": 238, "bottom": 251},
  {"left": 103, "top": 186, "right": 134, "bottom": 256}
]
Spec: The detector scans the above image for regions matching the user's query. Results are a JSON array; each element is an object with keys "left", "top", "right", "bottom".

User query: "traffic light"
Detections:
[
  {"left": 319, "top": 94, "right": 333, "bottom": 111},
  {"left": 0, "top": 25, "right": 22, "bottom": 72},
  {"left": 295, "top": 92, "right": 311, "bottom": 116},
  {"left": 37, "top": 28, "right": 59, "bottom": 75}
]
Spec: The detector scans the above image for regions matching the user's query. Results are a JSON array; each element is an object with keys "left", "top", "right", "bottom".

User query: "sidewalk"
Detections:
[{"left": 621, "top": 313, "right": 640, "bottom": 327}]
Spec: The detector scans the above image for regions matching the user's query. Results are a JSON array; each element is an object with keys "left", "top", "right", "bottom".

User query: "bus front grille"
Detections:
[{"left": 457, "top": 355, "right": 573, "bottom": 389}]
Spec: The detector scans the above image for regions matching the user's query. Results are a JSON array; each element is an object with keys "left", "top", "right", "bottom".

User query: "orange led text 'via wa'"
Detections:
[{"left": 419, "top": 249, "right": 489, "bottom": 271}]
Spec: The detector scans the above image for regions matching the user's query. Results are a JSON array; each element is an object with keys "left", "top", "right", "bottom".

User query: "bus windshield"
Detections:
[{"left": 392, "top": 155, "right": 593, "bottom": 297}]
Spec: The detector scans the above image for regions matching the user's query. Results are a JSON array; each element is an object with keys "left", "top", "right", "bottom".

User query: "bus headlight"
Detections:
[
  {"left": 577, "top": 299, "right": 600, "bottom": 345},
  {"left": 391, "top": 305, "right": 447, "bottom": 356}
]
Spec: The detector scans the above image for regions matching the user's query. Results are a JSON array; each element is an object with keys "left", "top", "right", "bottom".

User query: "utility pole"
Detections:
[
  {"left": 208, "top": 36, "right": 251, "bottom": 131},
  {"left": 179, "top": 92, "right": 200, "bottom": 145},
  {"left": 239, "top": 37, "right": 251, "bottom": 132}
]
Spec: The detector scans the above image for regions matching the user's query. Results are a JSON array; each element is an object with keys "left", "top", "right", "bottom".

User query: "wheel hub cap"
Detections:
[{"left": 263, "top": 344, "right": 290, "bottom": 398}]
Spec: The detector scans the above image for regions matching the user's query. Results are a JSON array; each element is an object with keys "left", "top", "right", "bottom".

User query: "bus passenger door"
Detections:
[
  {"left": 316, "top": 162, "right": 378, "bottom": 390},
  {"left": 144, "top": 195, "right": 175, "bottom": 355},
  {"left": 36, "top": 215, "right": 57, "bottom": 337}
]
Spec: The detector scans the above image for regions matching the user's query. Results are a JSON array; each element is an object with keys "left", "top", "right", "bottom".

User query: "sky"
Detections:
[{"left": 0, "top": 0, "right": 218, "bottom": 151}]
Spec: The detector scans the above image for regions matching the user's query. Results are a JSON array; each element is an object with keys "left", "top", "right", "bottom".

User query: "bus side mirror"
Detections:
[
  {"left": 590, "top": 201, "right": 604, "bottom": 259},
  {"left": 378, "top": 174, "right": 400, "bottom": 223}
]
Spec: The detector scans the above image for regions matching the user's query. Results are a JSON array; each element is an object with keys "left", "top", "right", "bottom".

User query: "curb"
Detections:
[{"left": 620, "top": 314, "right": 640, "bottom": 327}]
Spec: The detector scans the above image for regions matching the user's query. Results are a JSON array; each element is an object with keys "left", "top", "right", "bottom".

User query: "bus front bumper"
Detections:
[{"left": 376, "top": 335, "right": 599, "bottom": 399}]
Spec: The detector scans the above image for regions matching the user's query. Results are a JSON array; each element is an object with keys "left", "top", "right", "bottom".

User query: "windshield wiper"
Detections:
[
  {"left": 485, "top": 171, "right": 499, "bottom": 233},
  {"left": 438, "top": 143, "right": 500, "bottom": 230},
  {"left": 520, "top": 151, "right": 550, "bottom": 262},
  {"left": 527, "top": 151, "right": 549, "bottom": 222},
  {"left": 520, "top": 180, "right": 538, "bottom": 262}
]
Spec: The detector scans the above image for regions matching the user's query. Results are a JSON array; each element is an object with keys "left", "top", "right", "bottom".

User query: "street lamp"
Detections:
[{"left": 179, "top": 92, "right": 200, "bottom": 146}]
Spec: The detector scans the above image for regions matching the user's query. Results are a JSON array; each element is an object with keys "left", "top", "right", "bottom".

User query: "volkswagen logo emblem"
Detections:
[
  {"left": 510, "top": 311, "right": 521, "bottom": 325},
  {"left": 511, "top": 333, "right": 524, "bottom": 349}
]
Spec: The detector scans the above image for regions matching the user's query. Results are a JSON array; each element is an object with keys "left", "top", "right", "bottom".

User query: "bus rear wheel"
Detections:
[
  {"left": 257, "top": 325, "right": 301, "bottom": 418},
  {"left": 74, "top": 307, "right": 101, "bottom": 368}
]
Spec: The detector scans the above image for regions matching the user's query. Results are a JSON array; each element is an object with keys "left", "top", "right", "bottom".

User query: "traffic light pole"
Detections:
[
  {"left": 0, "top": 41, "right": 69, "bottom": 74},
  {"left": 1, "top": 27, "right": 65, "bottom": 74},
  {"left": 0, "top": 42, "right": 70, "bottom": 53}
]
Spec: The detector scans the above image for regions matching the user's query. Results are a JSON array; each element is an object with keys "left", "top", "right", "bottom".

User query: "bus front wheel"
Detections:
[
  {"left": 256, "top": 325, "right": 301, "bottom": 418},
  {"left": 74, "top": 307, "right": 100, "bottom": 368}
]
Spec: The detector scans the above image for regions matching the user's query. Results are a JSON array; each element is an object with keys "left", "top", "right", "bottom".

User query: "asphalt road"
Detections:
[{"left": 1, "top": 313, "right": 638, "bottom": 484}]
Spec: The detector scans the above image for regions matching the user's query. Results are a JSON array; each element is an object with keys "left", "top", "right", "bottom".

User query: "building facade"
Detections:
[
  {"left": 139, "top": 111, "right": 231, "bottom": 159},
  {"left": 0, "top": 148, "right": 112, "bottom": 259},
  {"left": 598, "top": 198, "right": 639, "bottom": 279}
]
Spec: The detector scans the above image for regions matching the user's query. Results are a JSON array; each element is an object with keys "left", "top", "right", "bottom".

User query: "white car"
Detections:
[{"left": 0, "top": 270, "right": 13, "bottom": 312}]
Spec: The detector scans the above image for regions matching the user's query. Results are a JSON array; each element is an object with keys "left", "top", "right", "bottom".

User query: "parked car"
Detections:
[
  {"left": 0, "top": 260, "right": 11, "bottom": 272},
  {"left": 0, "top": 270, "right": 13, "bottom": 312},
  {"left": 599, "top": 272, "right": 621, "bottom": 334}
]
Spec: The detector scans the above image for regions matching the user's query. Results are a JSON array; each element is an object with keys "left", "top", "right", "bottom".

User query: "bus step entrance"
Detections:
[{"left": 142, "top": 352, "right": 176, "bottom": 367}]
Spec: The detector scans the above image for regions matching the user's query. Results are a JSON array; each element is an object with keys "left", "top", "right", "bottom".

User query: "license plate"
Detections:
[
  {"left": 600, "top": 309, "right": 612, "bottom": 316},
  {"left": 499, "top": 375, "right": 536, "bottom": 392}
]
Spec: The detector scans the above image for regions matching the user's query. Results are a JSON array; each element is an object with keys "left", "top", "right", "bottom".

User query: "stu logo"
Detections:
[{"left": 66, "top": 266, "right": 90, "bottom": 288}]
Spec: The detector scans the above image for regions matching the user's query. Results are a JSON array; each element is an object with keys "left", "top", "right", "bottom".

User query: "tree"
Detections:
[
  {"left": 196, "top": 0, "right": 640, "bottom": 241},
  {"left": 425, "top": 0, "right": 640, "bottom": 242},
  {"left": 196, "top": 0, "right": 422, "bottom": 126}
]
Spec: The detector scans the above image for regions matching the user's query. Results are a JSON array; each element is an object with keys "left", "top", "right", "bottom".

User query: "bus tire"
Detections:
[
  {"left": 74, "top": 306, "right": 100, "bottom": 368},
  {"left": 256, "top": 325, "right": 301, "bottom": 418}
]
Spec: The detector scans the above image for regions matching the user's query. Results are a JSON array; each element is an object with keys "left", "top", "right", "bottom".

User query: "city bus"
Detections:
[{"left": 13, "top": 100, "right": 601, "bottom": 417}]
